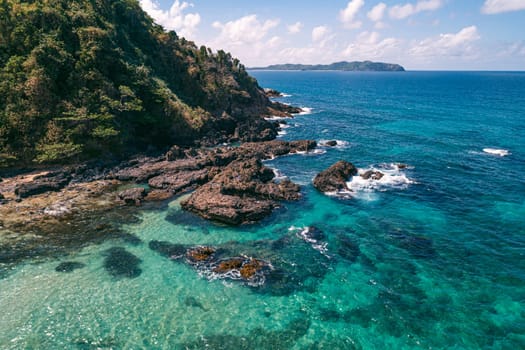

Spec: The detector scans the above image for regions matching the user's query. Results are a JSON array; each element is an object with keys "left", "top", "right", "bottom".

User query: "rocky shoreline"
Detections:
[{"left": 0, "top": 138, "right": 317, "bottom": 267}]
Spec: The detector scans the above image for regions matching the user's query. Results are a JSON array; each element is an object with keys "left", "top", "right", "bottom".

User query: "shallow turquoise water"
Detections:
[{"left": 1, "top": 71, "right": 524, "bottom": 349}]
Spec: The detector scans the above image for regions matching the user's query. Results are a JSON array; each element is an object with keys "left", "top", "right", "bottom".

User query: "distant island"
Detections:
[{"left": 250, "top": 61, "right": 405, "bottom": 72}]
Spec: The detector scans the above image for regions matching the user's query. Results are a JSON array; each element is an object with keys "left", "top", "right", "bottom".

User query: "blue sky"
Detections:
[{"left": 139, "top": 0, "right": 525, "bottom": 70}]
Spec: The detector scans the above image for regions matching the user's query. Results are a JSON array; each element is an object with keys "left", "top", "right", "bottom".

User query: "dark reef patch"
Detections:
[
  {"left": 55, "top": 261, "right": 86, "bottom": 273},
  {"left": 103, "top": 247, "right": 142, "bottom": 279},
  {"left": 177, "top": 317, "right": 311, "bottom": 350}
]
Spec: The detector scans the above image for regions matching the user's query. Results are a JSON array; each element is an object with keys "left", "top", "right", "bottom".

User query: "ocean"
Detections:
[{"left": 1, "top": 71, "right": 524, "bottom": 349}]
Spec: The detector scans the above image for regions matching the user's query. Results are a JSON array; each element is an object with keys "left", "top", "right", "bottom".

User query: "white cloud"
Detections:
[
  {"left": 368, "top": 3, "right": 387, "bottom": 22},
  {"left": 389, "top": 0, "right": 443, "bottom": 20},
  {"left": 339, "top": 0, "right": 365, "bottom": 29},
  {"left": 342, "top": 31, "right": 402, "bottom": 60},
  {"left": 481, "top": 0, "right": 525, "bottom": 14},
  {"left": 312, "top": 26, "right": 330, "bottom": 42},
  {"left": 212, "top": 15, "right": 279, "bottom": 46},
  {"left": 287, "top": 22, "right": 303, "bottom": 34},
  {"left": 409, "top": 25, "right": 480, "bottom": 58},
  {"left": 139, "top": 0, "right": 200, "bottom": 38}
]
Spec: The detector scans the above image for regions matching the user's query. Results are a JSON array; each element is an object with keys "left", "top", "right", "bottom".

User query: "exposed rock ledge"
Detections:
[
  {"left": 0, "top": 140, "right": 317, "bottom": 236},
  {"left": 312, "top": 160, "right": 357, "bottom": 193}
]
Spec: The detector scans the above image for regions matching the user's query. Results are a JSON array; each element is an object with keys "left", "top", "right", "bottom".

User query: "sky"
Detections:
[{"left": 139, "top": 0, "right": 525, "bottom": 70}]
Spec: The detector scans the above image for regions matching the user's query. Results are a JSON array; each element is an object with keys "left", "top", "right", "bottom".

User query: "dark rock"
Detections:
[
  {"left": 15, "top": 173, "right": 71, "bottom": 198},
  {"left": 181, "top": 158, "right": 300, "bottom": 225},
  {"left": 325, "top": 140, "right": 338, "bottom": 147},
  {"left": 103, "top": 247, "right": 142, "bottom": 279},
  {"left": 117, "top": 187, "right": 146, "bottom": 205},
  {"left": 148, "top": 169, "right": 208, "bottom": 193},
  {"left": 186, "top": 246, "right": 216, "bottom": 263},
  {"left": 313, "top": 160, "right": 358, "bottom": 193},
  {"left": 165, "top": 145, "right": 185, "bottom": 161},
  {"left": 361, "top": 170, "right": 384, "bottom": 180},
  {"left": 397, "top": 163, "right": 408, "bottom": 169},
  {"left": 240, "top": 258, "right": 270, "bottom": 280},
  {"left": 264, "top": 88, "right": 282, "bottom": 97},
  {"left": 149, "top": 240, "right": 186, "bottom": 258},
  {"left": 144, "top": 189, "right": 174, "bottom": 202},
  {"left": 213, "top": 258, "right": 244, "bottom": 273},
  {"left": 55, "top": 261, "right": 86, "bottom": 273},
  {"left": 336, "top": 234, "right": 360, "bottom": 262}
]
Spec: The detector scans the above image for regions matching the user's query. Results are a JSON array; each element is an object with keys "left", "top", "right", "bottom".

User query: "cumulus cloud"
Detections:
[
  {"left": 339, "top": 0, "right": 365, "bottom": 29},
  {"left": 287, "top": 22, "right": 303, "bottom": 34},
  {"left": 368, "top": 3, "right": 387, "bottom": 22},
  {"left": 342, "top": 31, "right": 402, "bottom": 60},
  {"left": 389, "top": 0, "right": 443, "bottom": 20},
  {"left": 481, "top": 0, "right": 525, "bottom": 14},
  {"left": 409, "top": 25, "right": 480, "bottom": 58},
  {"left": 312, "top": 26, "right": 330, "bottom": 42},
  {"left": 139, "top": 0, "right": 200, "bottom": 38},
  {"left": 212, "top": 15, "right": 279, "bottom": 46}
]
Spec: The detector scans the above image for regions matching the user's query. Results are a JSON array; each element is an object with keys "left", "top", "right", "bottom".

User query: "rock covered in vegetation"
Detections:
[
  {"left": 313, "top": 160, "right": 358, "bottom": 193},
  {"left": 0, "top": 0, "right": 294, "bottom": 167}
]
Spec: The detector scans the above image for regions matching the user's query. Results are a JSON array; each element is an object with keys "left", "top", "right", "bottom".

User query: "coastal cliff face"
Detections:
[{"left": 0, "top": 0, "right": 280, "bottom": 167}]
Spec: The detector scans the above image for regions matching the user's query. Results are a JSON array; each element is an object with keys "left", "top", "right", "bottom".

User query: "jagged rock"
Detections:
[
  {"left": 360, "top": 170, "right": 384, "bottom": 180},
  {"left": 186, "top": 246, "right": 216, "bottom": 263},
  {"left": 144, "top": 189, "right": 174, "bottom": 202},
  {"left": 213, "top": 258, "right": 244, "bottom": 273},
  {"left": 166, "top": 145, "right": 185, "bottom": 161},
  {"left": 264, "top": 88, "right": 283, "bottom": 97},
  {"left": 325, "top": 140, "right": 338, "bottom": 147},
  {"left": 14, "top": 172, "right": 71, "bottom": 198},
  {"left": 181, "top": 158, "right": 301, "bottom": 225},
  {"left": 240, "top": 258, "right": 269, "bottom": 279},
  {"left": 148, "top": 169, "right": 208, "bottom": 193},
  {"left": 117, "top": 187, "right": 146, "bottom": 205},
  {"left": 313, "top": 160, "right": 358, "bottom": 193}
]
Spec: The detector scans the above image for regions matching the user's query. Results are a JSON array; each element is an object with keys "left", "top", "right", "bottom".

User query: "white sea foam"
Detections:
[
  {"left": 264, "top": 116, "right": 289, "bottom": 121},
  {"left": 289, "top": 226, "right": 329, "bottom": 257},
  {"left": 295, "top": 107, "right": 313, "bottom": 115},
  {"left": 483, "top": 148, "right": 510, "bottom": 157},
  {"left": 347, "top": 163, "right": 414, "bottom": 194},
  {"left": 281, "top": 93, "right": 292, "bottom": 97},
  {"left": 277, "top": 130, "right": 287, "bottom": 137},
  {"left": 319, "top": 139, "right": 350, "bottom": 148}
]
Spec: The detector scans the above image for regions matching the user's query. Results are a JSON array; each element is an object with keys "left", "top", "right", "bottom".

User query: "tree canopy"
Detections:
[{"left": 0, "top": 0, "right": 267, "bottom": 166}]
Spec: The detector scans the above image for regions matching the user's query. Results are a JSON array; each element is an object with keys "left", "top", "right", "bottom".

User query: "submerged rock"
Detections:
[
  {"left": 149, "top": 240, "right": 186, "bottom": 258},
  {"left": 313, "top": 160, "right": 358, "bottom": 193},
  {"left": 325, "top": 140, "right": 338, "bottom": 147},
  {"left": 103, "top": 247, "right": 142, "bottom": 279},
  {"left": 55, "top": 261, "right": 86, "bottom": 273},
  {"left": 117, "top": 187, "right": 146, "bottom": 206},
  {"left": 336, "top": 234, "right": 361, "bottom": 262}
]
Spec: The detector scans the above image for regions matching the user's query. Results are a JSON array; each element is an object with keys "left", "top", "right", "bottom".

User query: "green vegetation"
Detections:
[
  {"left": 0, "top": 0, "right": 268, "bottom": 166},
  {"left": 251, "top": 61, "right": 405, "bottom": 72}
]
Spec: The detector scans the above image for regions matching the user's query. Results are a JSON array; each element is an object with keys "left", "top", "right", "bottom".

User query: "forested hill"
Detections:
[
  {"left": 251, "top": 61, "right": 405, "bottom": 72},
  {"left": 0, "top": 0, "right": 274, "bottom": 167}
]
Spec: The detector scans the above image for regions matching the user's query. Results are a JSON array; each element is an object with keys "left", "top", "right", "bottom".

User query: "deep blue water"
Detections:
[{"left": 1, "top": 71, "right": 524, "bottom": 349}]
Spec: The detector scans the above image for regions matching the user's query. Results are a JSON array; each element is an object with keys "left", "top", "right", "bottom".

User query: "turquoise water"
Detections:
[{"left": 1, "top": 71, "right": 525, "bottom": 349}]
